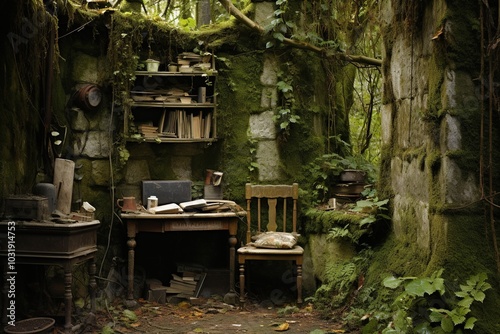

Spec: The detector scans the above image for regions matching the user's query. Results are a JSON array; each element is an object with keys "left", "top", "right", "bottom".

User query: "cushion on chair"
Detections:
[{"left": 250, "top": 231, "right": 299, "bottom": 249}]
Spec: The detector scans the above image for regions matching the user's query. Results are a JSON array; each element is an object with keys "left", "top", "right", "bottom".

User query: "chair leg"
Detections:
[
  {"left": 296, "top": 264, "right": 303, "bottom": 304},
  {"left": 239, "top": 262, "right": 246, "bottom": 305}
]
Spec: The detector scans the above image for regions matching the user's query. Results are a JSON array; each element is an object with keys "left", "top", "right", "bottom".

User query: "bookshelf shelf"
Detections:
[
  {"left": 134, "top": 70, "right": 218, "bottom": 77},
  {"left": 130, "top": 102, "right": 216, "bottom": 108},
  {"left": 127, "top": 137, "right": 217, "bottom": 144},
  {"left": 123, "top": 65, "right": 217, "bottom": 143}
]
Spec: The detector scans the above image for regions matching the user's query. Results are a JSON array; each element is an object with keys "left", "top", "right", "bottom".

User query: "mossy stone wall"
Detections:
[{"left": 376, "top": 0, "right": 500, "bottom": 331}]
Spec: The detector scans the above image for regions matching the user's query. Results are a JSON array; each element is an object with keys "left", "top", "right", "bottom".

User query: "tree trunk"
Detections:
[
  {"left": 197, "top": 0, "right": 211, "bottom": 27},
  {"left": 216, "top": 0, "right": 382, "bottom": 67}
]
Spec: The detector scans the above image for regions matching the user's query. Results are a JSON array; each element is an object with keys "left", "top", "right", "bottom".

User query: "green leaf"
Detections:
[
  {"left": 449, "top": 311, "right": 465, "bottom": 325},
  {"left": 355, "top": 200, "right": 374, "bottom": 208},
  {"left": 440, "top": 316, "right": 454, "bottom": 332},
  {"left": 459, "top": 284, "right": 473, "bottom": 292},
  {"left": 359, "top": 216, "right": 376, "bottom": 227},
  {"left": 431, "top": 268, "right": 444, "bottom": 279},
  {"left": 273, "top": 32, "right": 285, "bottom": 41},
  {"left": 393, "top": 309, "right": 410, "bottom": 330},
  {"left": 405, "top": 278, "right": 434, "bottom": 296},
  {"left": 101, "top": 325, "right": 114, "bottom": 334},
  {"left": 432, "top": 277, "right": 446, "bottom": 295},
  {"left": 455, "top": 291, "right": 469, "bottom": 298},
  {"left": 464, "top": 317, "right": 477, "bottom": 329},
  {"left": 414, "top": 321, "right": 433, "bottom": 334},
  {"left": 266, "top": 41, "right": 274, "bottom": 48},
  {"left": 122, "top": 309, "right": 138, "bottom": 322},
  {"left": 454, "top": 306, "right": 470, "bottom": 317},
  {"left": 471, "top": 290, "right": 486, "bottom": 302},
  {"left": 374, "top": 199, "right": 389, "bottom": 206},
  {"left": 383, "top": 276, "right": 403, "bottom": 289},
  {"left": 477, "top": 281, "right": 492, "bottom": 291},
  {"left": 429, "top": 310, "right": 443, "bottom": 323},
  {"left": 271, "top": 18, "right": 282, "bottom": 26},
  {"left": 457, "top": 296, "right": 473, "bottom": 309}
]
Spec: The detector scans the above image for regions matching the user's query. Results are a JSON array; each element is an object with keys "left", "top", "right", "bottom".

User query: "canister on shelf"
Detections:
[{"left": 198, "top": 87, "right": 206, "bottom": 103}]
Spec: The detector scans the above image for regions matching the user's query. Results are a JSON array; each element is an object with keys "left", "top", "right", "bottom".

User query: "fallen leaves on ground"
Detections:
[
  {"left": 272, "top": 322, "right": 290, "bottom": 331},
  {"left": 63, "top": 297, "right": 355, "bottom": 334}
]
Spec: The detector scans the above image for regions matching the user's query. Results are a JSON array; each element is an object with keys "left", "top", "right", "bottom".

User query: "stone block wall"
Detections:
[{"left": 379, "top": 0, "right": 492, "bottom": 279}]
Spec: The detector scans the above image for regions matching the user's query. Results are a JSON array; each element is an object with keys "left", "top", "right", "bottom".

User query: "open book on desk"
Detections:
[
  {"left": 148, "top": 203, "right": 183, "bottom": 214},
  {"left": 147, "top": 199, "right": 240, "bottom": 213},
  {"left": 179, "top": 199, "right": 207, "bottom": 211}
]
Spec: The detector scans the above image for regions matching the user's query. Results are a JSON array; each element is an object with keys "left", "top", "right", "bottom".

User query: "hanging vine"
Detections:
[{"left": 479, "top": 0, "right": 500, "bottom": 274}]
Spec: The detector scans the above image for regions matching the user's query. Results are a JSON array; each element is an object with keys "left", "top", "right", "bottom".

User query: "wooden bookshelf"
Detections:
[{"left": 123, "top": 66, "right": 217, "bottom": 143}]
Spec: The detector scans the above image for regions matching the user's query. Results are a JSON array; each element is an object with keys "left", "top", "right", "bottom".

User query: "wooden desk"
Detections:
[
  {"left": 0, "top": 220, "right": 99, "bottom": 333},
  {"left": 121, "top": 212, "right": 242, "bottom": 306}
]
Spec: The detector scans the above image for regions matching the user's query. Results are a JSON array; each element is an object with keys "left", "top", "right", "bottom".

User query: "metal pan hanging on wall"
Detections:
[{"left": 75, "top": 84, "right": 102, "bottom": 111}]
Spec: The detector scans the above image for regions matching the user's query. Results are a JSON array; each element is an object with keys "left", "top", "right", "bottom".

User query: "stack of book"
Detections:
[
  {"left": 165, "top": 266, "right": 207, "bottom": 297},
  {"left": 138, "top": 124, "right": 159, "bottom": 139}
]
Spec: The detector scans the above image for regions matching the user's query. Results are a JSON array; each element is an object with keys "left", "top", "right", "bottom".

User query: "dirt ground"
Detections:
[{"left": 56, "top": 296, "right": 359, "bottom": 334}]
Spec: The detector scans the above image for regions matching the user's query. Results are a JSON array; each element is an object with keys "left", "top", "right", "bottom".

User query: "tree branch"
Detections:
[{"left": 216, "top": 0, "right": 382, "bottom": 67}]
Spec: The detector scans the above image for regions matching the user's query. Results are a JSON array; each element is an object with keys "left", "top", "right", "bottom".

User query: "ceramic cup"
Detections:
[{"left": 117, "top": 196, "right": 137, "bottom": 212}]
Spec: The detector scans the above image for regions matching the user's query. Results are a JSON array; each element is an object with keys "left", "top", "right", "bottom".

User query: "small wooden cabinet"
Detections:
[{"left": 123, "top": 70, "right": 217, "bottom": 143}]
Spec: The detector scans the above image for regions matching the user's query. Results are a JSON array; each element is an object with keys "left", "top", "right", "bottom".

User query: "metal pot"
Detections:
[
  {"left": 339, "top": 169, "right": 366, "bottom": 183},
  {"left": 331, "top": 183, "right": 367, "bottom": 197}
]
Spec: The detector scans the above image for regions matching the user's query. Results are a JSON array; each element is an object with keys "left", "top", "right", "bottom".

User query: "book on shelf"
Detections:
[
  {"left": 161, "top": 110, "right": 213, "bottom": 139},
  {"left": 204, "top": 113, "right": 211, "bottom": 138},
  {"left": 191, "top": 111, "right": 202, "bottom": 139},
  {"left": 158, "top": 110, "right": 166, "bottom": 134}
]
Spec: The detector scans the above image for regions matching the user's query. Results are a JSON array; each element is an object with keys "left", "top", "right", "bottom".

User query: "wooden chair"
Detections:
[{"left": 237, "top": 183, "right": 303, "bottom": 304}]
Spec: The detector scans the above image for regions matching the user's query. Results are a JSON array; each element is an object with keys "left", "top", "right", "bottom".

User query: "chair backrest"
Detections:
[{"left": 244, "top": 183, "right": 299, "bottom": 244}]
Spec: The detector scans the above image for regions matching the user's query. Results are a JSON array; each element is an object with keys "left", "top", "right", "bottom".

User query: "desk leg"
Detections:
[
  {"left": 223, "top": 224, "right": 238, "bottom": 305},
  {"left": 89, "top": 260, "right": 97, "bottom": 312},
  {"left": 228, "top": 234, "right": 237, "bottom": 293},
  {"left": 64, "top": 269, "right": 73, "bottom": 332},
  {"left": 125, "top": 237, "right": 137, "bottom": 308}
]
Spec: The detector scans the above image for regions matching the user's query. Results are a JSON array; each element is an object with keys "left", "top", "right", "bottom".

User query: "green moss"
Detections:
[
  {"left": 445, "top": 2, "right": 481, "bottom": 72},
  {"left": 305, "top": 208, "right": 367, "bottom": 234}
]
